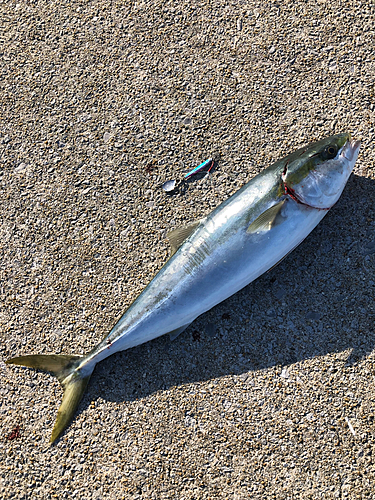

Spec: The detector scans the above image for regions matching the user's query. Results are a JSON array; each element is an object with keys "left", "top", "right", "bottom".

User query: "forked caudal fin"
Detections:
[{"left": 5, "top": 354, "right": 94, "bottom": 444}]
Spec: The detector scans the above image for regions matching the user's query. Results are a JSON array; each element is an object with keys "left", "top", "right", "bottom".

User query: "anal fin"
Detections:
[{"left": 168, "top": 323, "right": 192, "bottom": 341}]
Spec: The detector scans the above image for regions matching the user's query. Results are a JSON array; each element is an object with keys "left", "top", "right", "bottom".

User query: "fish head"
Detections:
[{"left": 281, "top": 133, "right": 361, "bottom": 209}]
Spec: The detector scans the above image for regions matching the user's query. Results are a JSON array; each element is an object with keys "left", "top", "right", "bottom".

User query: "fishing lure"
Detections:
[
  {"left": 162, "top": 158, "right": 215, "bottom": 192},
  {"left": 184, "top": 158, "right": 214, "bottom": 179}
]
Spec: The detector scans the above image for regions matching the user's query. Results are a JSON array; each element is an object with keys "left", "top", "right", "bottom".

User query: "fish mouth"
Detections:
[{"left": 341, "top": 138, "right": 361, "bottom": 162}]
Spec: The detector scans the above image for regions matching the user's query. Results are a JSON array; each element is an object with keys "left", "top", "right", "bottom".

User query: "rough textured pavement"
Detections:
[{"left": 1, "top": 1, "right": 374, "bottom": 498}]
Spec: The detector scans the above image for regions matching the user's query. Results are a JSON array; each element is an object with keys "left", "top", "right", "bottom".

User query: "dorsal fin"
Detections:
[
  {"left": 247, "top": 200, "right": 286, "bottom": 234},
  {"left": 167, "top": 220, "right": 203, "bottom": 256}
]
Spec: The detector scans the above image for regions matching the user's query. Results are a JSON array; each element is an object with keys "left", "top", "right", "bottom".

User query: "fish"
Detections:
[{"left": 6, "top": 133, "right": 360, "bottom": 443}]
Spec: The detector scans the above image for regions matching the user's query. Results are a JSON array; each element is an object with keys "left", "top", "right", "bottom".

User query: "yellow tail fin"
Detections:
[{"left": 6, "top": 354, "right": 93, "bottom": 444}]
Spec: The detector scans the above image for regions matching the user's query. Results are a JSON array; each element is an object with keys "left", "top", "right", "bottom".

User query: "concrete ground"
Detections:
[{"left": 1, "top": 1, "right": 374, "bottom": 498}]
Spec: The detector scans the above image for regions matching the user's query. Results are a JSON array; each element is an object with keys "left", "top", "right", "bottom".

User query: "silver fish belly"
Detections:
[{"left": 93, "top": 172, "right": 324, "bottom": 361}]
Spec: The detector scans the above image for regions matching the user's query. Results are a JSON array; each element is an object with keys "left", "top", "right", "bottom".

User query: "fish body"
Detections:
[
  {"left": 6, "top": 133, "right": 360, "bottom": 442},
  {"left": 89, "top": 158, "right": 325, "bottom": 362}
]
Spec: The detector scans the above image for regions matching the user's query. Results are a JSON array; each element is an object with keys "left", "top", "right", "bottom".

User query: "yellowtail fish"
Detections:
[{"left": 6, "top": 133, "right": 360, "bottom": 443}]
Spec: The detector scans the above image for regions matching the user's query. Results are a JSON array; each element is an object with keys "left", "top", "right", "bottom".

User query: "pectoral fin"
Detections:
[
  {"left": 247, "top": 200, "right": 286, "bottom": 234},
  {"left": 167, "top": 220, "right": 203, "bottom": 256}
]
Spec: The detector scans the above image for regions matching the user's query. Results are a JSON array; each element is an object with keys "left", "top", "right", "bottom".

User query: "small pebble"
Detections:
[
  {"left": 103, "top": 131, "right": 111, "bottom": 142},
  {"left": 162, "top": 179, "right": 176, "bottom": 192}
]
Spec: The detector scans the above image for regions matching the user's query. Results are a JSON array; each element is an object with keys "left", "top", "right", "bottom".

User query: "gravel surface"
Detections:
[{"left": 1, "top": 0, "right": 374, "bottom": 498}]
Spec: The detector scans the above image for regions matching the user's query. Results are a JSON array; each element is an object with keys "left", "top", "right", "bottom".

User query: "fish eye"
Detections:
[{"left": 323, "top": 145, "right": 338, "bottom": 159}]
